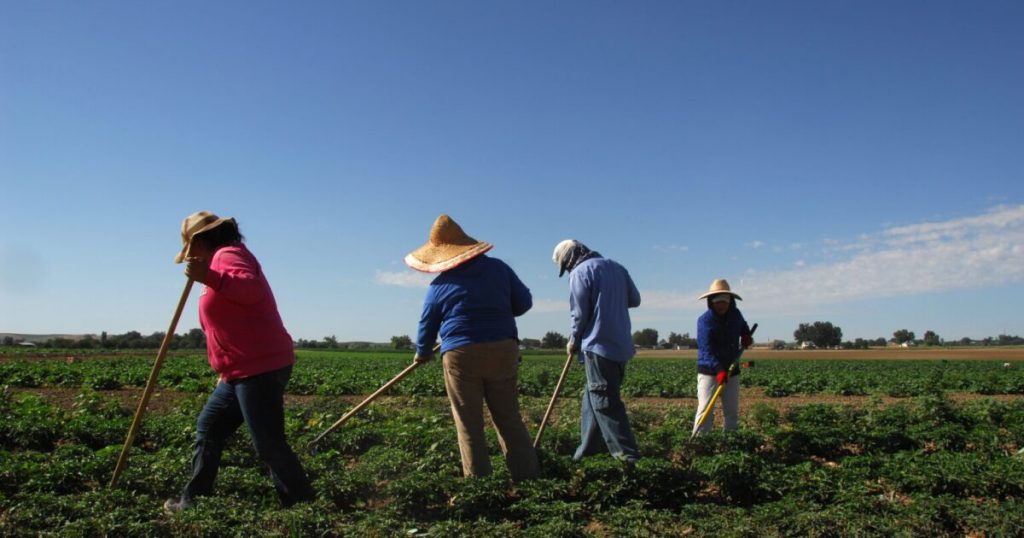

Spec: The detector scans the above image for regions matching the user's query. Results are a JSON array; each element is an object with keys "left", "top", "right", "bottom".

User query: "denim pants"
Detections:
[
  {"left": 180, "top": 365, "right": 315, "bottom": 507},
  {"left": 574, "top": 352, "right": 639, "bottom": 462},
  {"left": 443, "top": 339, "right": 539, "bottom": 481}
]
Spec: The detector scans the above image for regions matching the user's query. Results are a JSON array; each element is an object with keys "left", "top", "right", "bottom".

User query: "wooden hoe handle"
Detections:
[{"left": 110, "top": 278, "right": 194, "bottom": 487}]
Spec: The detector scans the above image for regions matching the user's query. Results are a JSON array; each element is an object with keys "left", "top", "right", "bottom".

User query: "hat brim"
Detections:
[
  {"left": 404, "top": 242, "right": 493, "bottom": 273},
  {"left": 174, "top": 217, "right": 235, "bottom": 264},
  {"left": 698, "top": 290, "right": 742, "bottom": 301}
]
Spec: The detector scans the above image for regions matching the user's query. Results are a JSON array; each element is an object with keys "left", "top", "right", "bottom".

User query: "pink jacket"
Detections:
[{"left": 198, "top": 243, "right": 295, "bottom": 381}]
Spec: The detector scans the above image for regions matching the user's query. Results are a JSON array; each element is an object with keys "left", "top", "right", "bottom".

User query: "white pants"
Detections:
[{"left": 692, "top": 373, "right": 740, "bottom": 435}]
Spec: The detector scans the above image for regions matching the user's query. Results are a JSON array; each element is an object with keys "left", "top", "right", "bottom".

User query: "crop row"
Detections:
[
  {"left": 1, "top": 350, "right": 1023, "bottom": 398},
  {"left": 1, "top": 382, "right": 1023, "bottom": 536}
]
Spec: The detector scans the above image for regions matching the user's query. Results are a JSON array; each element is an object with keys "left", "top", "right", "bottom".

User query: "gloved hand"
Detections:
[
  {"left": 413, "top": 352, "right": 434, "bottom": 364},
  {"left": 566, "top": 340, "right": 580, "bottom": 357},
  {"left": 716, "top": 370, "right": 729, "bottom": 385},
  {"left": 184, "top": 257, "right": 209, "bottom": 283},
  {"left": 741, "top": 332, "right": 753, "bottom": 349}
]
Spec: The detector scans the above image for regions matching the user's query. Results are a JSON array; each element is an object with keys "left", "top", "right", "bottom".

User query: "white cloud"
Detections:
[
  {"left": 747, "top": 240, "right": 765, "bottom": 249},
  {"left": 654, "top": 244, "right": 689, "bottom": 253},
  {"left": 639, "top": 205, "right": 1024, "bottom": 316},
  {"left": 374, "top": 270, "right": 433, "bottom": 288}
]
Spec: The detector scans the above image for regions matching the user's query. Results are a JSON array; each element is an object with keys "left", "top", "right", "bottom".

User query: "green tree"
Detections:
[
  {"left": 391, "top": 335, "right": 413, "bottom": 349},
  {"left": 892, "top": 329, "right": 915, "bottom": 344},
  {"left": 541, "top": 331, "right": 568, "bottom": 349},
  {"left": 184, "top": 328, "right": 206, "bottom": 349},
  {"left": 922, "top": 330, "right": 941, "bottom": 346},
  {"left": 794, "top": 321, "right": 842, "bottom": 348},
  {"left": 520, "top": 338, "right": 541, "bottom": 349},
  {"left": 78, "top": 335, "right": 96, "bottom": 349},
  {"left": 666, "top": 331, "right": 695, "bottom": 349},
  {"left": 632, "top": 328, "right": 659, "bottom": 348},
  {"left": 998, "top": 334, "right": 1024, "bottom": 345},
  {"left": 119, "top": 331, "right": 143, "bottom": 349}
]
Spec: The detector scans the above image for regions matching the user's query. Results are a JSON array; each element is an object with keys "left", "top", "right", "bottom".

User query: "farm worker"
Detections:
[
  {"left": 164, "top": 212, "right": 315, "bottom": 513},
  {"left": 692, "top": 279, "right": 753, "bottom": 436},
  {"left": 407, "top": 214, "right": 539, "bottom": 481},
  {"left": 552, "top": 239, "right": 642, "bottom": 463}
]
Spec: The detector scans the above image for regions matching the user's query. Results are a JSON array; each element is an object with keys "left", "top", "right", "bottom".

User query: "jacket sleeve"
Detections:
[
  {"left": 415, "top": 286, "right": 443, "bottom": 357},
  {"left": 625, "top": 270, "right": 641, "bottom": 308},
  {"left": 697, "top": 314, "right": 724, "bottom": 372},
  {"left": 568, "top": 270, "right": 592, "bottom": 347},
  {"left": 203, "top": 249, "right": 267, "bottom": 305},
  {"left": 508, "top": 266, "right": 533, "bottom": 317}
]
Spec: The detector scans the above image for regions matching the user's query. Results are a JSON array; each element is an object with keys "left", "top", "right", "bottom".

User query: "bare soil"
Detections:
[
  {"left": 11, "top": 386, "right": 1020, "bottom": 419},
  {"left": 637, "top": 347, "right": 1024, "bottom": 361}
]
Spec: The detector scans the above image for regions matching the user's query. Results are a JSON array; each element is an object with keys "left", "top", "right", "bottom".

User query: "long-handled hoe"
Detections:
[
  {"left": 308, "top": 343, "right": 440, "bottom": 449},
  {"left": 533, "top": 350, "right": 575, "bottom": 449},
  {"left": 109, "top": 279, "right": 195, "bottom": 487},
  {"left": 690, "top": 323, "right": 757, "bottom": 440}
]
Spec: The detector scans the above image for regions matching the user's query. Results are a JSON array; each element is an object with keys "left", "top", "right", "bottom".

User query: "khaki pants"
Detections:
[
  {"left": 443, "top": 339, "right": 539, "bottom": 481},
  {"left": 692, "top": 373, "right": 740, "bottom": 435}
]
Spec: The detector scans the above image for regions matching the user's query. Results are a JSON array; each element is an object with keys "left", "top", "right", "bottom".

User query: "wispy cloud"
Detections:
[
  {"left": 641, "top": 205, "right": 1024, "bottom": 316},
  {"left": 653, "top": 244, "right": 689, "bottom": 253},
  {"left": 374, "top": 270, "right": 433, "bottom": 288},
  {"left": 747, "top": 240, "right": 765, "bottom": 249}
]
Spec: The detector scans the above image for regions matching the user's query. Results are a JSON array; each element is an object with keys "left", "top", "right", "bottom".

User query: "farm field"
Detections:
[{"left": 2, "top": 348, "right": 1023, "bottom": 536}]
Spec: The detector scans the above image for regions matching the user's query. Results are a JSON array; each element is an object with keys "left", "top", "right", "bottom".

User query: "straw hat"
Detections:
[
  {"left": 174, "top": 211, "right": 236, "bottom": 263},
  {"left": 698, "top": 279, "right": 742, "bottom": 301},
  {"left": 404, "top": 214, "right": 493, "bottom": 273}
]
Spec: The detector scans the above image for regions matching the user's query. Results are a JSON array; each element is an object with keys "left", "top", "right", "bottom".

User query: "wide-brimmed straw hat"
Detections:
[
  {"left": 698, "top": 279, "right": 742, "bottom": 301},
  {"left": 174, "top": 211, "right": 236, "bottom": 264},
  {"left": 404, "top": 214, "right": 493, "bottom": 273}
]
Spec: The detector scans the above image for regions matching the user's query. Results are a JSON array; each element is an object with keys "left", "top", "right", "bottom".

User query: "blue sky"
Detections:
[{"left": 2, "top": 1, "right": 1022, "bottom": 344}]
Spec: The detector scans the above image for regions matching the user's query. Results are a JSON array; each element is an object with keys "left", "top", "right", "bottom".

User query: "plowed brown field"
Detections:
[{"left": 637, "top": 346, "right": 1024, "bottom": 360}]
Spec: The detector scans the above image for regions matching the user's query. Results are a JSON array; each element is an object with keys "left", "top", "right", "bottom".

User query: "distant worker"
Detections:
[
  {"left": 164, "top": 212, "right": 315, "bottom": 513},
  {"left": 552, "top": 239, "right": 641, "bottom": 464},
  {"left": 407, "top": 214, "right": 539, "bottom": 481},
  {"left": 692, "top": 279, "right": 752, "bottom": 436}
]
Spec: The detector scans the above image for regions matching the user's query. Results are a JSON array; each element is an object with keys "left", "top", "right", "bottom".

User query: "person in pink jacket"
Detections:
[{"left": 164, "top": 212, "right": 315, "bottom": 513}]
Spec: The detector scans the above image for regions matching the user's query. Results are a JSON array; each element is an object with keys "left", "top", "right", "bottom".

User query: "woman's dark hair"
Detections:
[{"left": 194, "top": 220, "right": 244, "bottom": 249}]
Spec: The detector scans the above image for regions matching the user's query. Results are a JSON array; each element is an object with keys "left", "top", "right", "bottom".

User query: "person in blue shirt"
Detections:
[
  {"left": 407, "top": 214, "right": 538, "bottom": 481},
  {"left": 693, "top": 279, "right": 753, "bottom": 436},
  {"left": 552, "top": 239, "right": 641, "bottom": 463}
]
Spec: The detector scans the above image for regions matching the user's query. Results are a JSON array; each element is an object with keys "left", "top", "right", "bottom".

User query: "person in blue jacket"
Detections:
[
  {"left": 407, "top": 214, "right": 539, "bottom": 481},
  {"left": 552, "top": 239, "right": 641, "bottom": 463},
  {"left": 693, "top": 279, "right": 753, "bottom": 436}
]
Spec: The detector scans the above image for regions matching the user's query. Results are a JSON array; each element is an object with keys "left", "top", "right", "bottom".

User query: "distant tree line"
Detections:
[
  {"left": 1, "top": 329, "right": 206, "bottom": 350},
  {"left": 10, "top": 327, "right": 1021, "bottom": 351}
]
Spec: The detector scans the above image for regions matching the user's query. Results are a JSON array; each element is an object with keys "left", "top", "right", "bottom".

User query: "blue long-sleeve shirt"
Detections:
[
  {"left": 569, "top": 256, "right": 641, "bottom": 363},
  {"left": 696, "top": 306, "right": 750, "bottom": 376},
  {"left": 416, "top": 255, "right": 532, "bottom": 356}
]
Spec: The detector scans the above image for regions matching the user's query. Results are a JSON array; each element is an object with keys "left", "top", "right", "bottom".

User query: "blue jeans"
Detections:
[
  {"left": 180, "top": 365, "right": 315, "bottom": 507},
  {"left": 573, "top": 352, "right": 639, "bottom": 462}
]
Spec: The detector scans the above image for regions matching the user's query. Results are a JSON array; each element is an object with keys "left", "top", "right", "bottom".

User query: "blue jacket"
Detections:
[
  {"left": 569, "top": 256, "right": 641, "bottom": 363},
  {"left": 696, "top": 304, "right": 750, "bottom": 376},
  {"left": 416, "top": 255, "right": 531, "bottom": 356}
]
